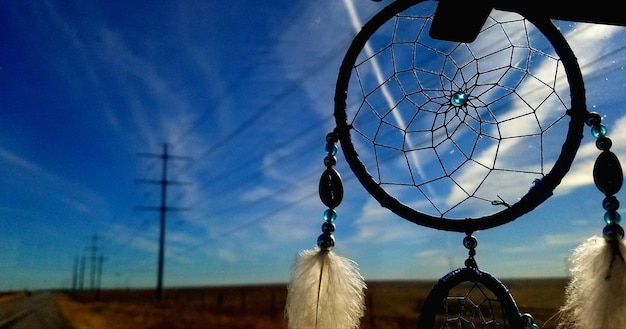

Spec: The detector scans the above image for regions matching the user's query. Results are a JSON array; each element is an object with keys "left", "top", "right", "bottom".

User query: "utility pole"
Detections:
[
  {"left": 97, "top": 255, "right": 105, "bottom": 290},
  {"left": 79, "top": 255, "right": 86, "bottom": 290},
  {"left": 96, "top": 254, "right": 106, "bottom": 299},
  {"left": 72, "top": 256, "right": 78, "bottom": 291},
  {"left": 90, "top": 234, "right": 98, "bottom": 291},
  {"left": 136, "top": 143, "right": 190, "bottom": 300}
]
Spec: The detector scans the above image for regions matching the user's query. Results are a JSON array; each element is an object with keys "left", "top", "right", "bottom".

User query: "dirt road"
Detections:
[{"left": 0, "top": 292, "right": 72, "bottom": 329}]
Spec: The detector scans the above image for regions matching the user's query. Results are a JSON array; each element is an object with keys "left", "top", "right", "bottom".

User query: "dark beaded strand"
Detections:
[
  {"left": 586, "top": 112, "right": 624, "bottom": 242},
  {"left": 463, "top": 233, "right": 478, "bottom": 269},
  {"left": 317, "top": 132, "right": 344, "bottom": 251}
]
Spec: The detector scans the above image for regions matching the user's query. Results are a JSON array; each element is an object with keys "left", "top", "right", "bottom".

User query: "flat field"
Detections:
[{"left": 56, "top": 278, "right": 568, "bottom": 329}]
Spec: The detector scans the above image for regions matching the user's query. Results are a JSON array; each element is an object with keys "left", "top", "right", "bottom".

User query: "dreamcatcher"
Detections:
[{"left": 286, "top": 0, "right": 625, "bottom": 328}]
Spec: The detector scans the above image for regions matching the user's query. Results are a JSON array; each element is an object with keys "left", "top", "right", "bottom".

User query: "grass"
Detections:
[{"left": 55, "top": 278, "right": 568, "bottom": 329}]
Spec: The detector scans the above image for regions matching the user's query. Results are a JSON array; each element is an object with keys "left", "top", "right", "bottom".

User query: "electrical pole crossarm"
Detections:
[
  {"left": 134, "top": 206, "right": 191, "bottom": 212},
  {"left": 135, "top": 179, "right": 190, "bottom": 185},
  {"left": 135, "top": 143, "right": 191, "bottom": 300}
]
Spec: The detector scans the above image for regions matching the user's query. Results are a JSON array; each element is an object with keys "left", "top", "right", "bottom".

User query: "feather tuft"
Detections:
[
  {"left": 285, "top": 247, "right": 366, "bottom": 329},
  {"left": 558, "top": 235, "right": 626, "bottom": 329}
]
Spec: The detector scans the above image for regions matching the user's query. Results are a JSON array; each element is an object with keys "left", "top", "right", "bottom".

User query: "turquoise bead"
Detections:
[
  {"left": 325, "top": 144, "right": 337, "bottom": 156},
  {"left": 591, "top": 124, "right": 607, "bottom": 138},
  {"left": 604, "top": 211, "right": 621, "bottom": 224},
  {"left": 324, "top": 209, "right": 337, "bottom": 223},
  {"left": 451, "top": 91, "right": 468, "bottom": 106}
]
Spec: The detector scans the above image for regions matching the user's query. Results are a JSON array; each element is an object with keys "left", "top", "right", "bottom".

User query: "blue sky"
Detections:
[{"left": 0, "top": 1, "right": 625, "bottom": 291}]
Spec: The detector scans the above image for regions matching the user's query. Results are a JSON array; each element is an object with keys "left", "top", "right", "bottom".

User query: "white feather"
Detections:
[
  {"left": 285, "top": 248, "right": 366, "bottom": 329},
  {"left": 558, "top": 236, "right": 626, "bottom": 329}
]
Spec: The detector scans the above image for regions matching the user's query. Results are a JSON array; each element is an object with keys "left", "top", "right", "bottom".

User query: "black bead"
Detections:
[
  {"left": 324, "top": 156, "right": 337, "bottom": 167},
  {"left": 326, "top": 132, "right": 338, "bottom": 144},
  {"left": 321, "top": 222, "right": 336, "bottom": 234},
  {"left": 317, "top": 233, "right": 335, "bottom": 251},
  {"left": 596, "top": 137, "right": 612, "bottom": 151},
  {"left": 593, "top": 151, "right": 624, "bottom": 195},
  {"left": 603, "top": 223, "right": 624, "bottom": 241},
  {"left": 521, "top": 314, "right": 535, "bottom": 327},
  {"left": 319, "top": 168, "right": 344, "bottom": 208},
  {"left": 586, "top": 112, "right": 602, "bottom": 126},
  {"left": 603, "top": 196, "right": 620, "bottom": 211},
  {"left": 463, "top": 235, "right": 478, "bottom": 249},
  {"left": 464, "top": 258, "right": 477, "bottom": 268}
]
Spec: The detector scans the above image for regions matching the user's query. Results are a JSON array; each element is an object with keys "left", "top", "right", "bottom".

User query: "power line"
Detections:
[
  {"left": 175, "top": 114, "right": 334, "bottom": 213},
  {"left": 167, "top": 32, "right": 353, "bottom": 182},
  {"left": 170, "top": 161, "right": 360, "bottom": 258},
  {"left": 106, "top": 9, "right": 366, "bottom": 283}
]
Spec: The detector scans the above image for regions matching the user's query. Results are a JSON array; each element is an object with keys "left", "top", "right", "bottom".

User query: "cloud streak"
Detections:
[{"left": 444, "top": 19, "right": 624, "bottom": 216}]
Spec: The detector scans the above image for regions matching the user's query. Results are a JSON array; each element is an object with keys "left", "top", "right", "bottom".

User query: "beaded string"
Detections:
[
  {"left": 463, "top": 232, "right": 478, "bottom": 269},
  {"left": 522, "top": 313, "right": 540, "bottom": 329},
  {"left": 586, "top": 111, "right": 625, "bottom": 272},
  {"left": 317, "top": 131, "right": 343, "bottom": 251},
  {"left": 463, "top": 233, "right": 542, "bottom": 328}
]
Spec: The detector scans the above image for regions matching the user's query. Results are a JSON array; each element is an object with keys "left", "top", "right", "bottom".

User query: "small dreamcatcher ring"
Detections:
[
  {"left": 417, "top": 267, "right": 525, "bottom": 329},
  {"left": 334, "top": 0, "right": 586, "bottom": 232}
]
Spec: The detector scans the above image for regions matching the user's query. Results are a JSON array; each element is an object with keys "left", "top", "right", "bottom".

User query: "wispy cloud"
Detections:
[
  {"left": 217, "top": 248, "right": 238, "bottom": 263},
  {"left": 0, "top": 145, "right": 41, "bottom": 174},
  {"left": 0, "top": 145, "right": 105, "bottom": 217},
  {"left": 415, "top": 248, "right": 451, "bottom": 267},
  {"left": 94, "top": 27, "right": 197, "bottom": 149},
  {"left": 351, "top": 197, "right": 433, "bottom": 246},
  {"left": 543, "top": 232, "right": 590, "bottom": 246}
]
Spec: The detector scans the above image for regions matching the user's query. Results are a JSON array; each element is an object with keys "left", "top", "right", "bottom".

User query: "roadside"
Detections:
[
  {"left": 54, "top": 287, "right": 289, "bottom": 329},
  {"left": 55, "top": 293, "right": 108, "bottom": 329},
  {"left": 0, "top": 292, "right": 28, "bottom": 304}
]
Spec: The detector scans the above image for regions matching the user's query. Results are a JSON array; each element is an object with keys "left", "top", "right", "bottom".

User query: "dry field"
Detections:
[{"left": 55, "top": 278, "right": 568, "bottom": 329}]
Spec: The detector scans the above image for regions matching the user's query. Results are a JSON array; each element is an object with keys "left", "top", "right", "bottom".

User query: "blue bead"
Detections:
[
  {"left": 451, "top": 91, "right": 468, "bottom": 106},
  {"left": 591, "top": 124, "right": 607, "bottom": 138},
  {"left": 604, "top": 211, "right": 621, "bottom": 224},
  {"left": 323, "top": 209, "right": 337, "bottom": 223},
  {"left": 325, "top": 144, "right": 338, "bottom": 156}
]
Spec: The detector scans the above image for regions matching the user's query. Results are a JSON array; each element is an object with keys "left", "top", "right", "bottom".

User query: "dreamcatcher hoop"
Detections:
[
  {"left": 334, "top": 0, "right": 587, "bottom": 232},
  {"left": 417, "top": 267, "right": 525, "bottom": 329}
]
